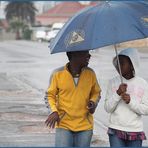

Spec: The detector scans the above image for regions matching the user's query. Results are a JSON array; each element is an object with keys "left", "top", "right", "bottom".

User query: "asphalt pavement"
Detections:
[{"left": 0, "top": 40, "right": 148, "bottom": 146}]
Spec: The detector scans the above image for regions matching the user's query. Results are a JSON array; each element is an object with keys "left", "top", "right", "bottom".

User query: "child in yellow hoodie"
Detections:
[{"left": 45, "top": 50, "right": 101, "bottom": 147}]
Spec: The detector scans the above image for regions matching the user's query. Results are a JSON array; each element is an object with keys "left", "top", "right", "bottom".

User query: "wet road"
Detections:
[{"left": 0, "top": 40, "right": 148, "bottom": 146}]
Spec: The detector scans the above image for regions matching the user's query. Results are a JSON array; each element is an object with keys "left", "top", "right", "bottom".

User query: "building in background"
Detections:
[
  {"left": 34, "top": 1, "right": 56, "bottom": 15},
  {"left": 36, "top": 1, "right": 98, "bottom": 26}
]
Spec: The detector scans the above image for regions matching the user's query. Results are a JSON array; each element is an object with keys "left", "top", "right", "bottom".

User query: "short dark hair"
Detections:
[
  {"left": 66, "top": 52, "right": 72, "bottom": 60},
  {"left": 66, "top": 50, "right": 89, "bottom": 61}
]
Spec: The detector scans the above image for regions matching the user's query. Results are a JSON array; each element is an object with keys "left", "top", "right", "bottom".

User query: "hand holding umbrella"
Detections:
[
  {"left": 121, "top": 93, "right": 131, "bottom": 104},
  {"left": 116, "top": 83, "right": 127, "bottom": 96}
]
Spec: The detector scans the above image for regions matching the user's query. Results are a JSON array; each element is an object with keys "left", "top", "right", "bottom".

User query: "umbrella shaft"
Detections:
[{"left": 114, "top": 45, "right": 123, "bottom": 83}]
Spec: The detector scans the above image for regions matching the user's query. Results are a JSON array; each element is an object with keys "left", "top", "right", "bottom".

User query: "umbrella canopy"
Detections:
[{"left": 50, "top": 1, "right": 148, "bottom": 54}]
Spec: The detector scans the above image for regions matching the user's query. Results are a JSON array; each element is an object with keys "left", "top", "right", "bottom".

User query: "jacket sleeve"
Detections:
[
  {"left": 90, "top": 72, "right": 101, "bottom": 106},
  {"left": 47, "top": 72, "right": 59, "bottom": 113},
  {"left": 128, "top": 84, "right": 148, "bottom": 115},
  {"left": 104, "top": 80, "right": 121, "bottom": 113}
]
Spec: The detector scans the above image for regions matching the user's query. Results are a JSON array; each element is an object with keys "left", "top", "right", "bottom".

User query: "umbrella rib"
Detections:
[
  {"left": 133, "top": 25, "right": 147, "bottom": 38},
  {"left": 90, "top": 6, "right": 100, "bottom": 50}
]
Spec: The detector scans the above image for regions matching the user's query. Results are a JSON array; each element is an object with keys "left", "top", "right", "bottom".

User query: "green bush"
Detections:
[{"left": 22, "top": 29, "right": 32, "bottom": 40}]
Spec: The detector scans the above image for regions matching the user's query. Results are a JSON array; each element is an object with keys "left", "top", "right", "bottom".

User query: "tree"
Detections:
[
  {"left": 9, "top": 18, "right": 27, "bottom": 39},
  {"left": 5, "top": 2, "right": 37, "bottom": 25},
  {"left": 5, "top": 2, "right": 37, "bottom": 39}
]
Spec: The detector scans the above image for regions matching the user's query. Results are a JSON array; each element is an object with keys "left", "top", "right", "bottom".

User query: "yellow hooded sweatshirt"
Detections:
[{"left": 47, "top": 64, "right": 101, "bottom": 131}]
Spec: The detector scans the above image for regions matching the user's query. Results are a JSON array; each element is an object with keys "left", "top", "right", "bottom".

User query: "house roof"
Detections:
[
  {"left": 38, "top": 2, "right": 84, "bottom": 18},
  {"left": 36, "top": 2, "right": 87, "bottom": 25},
  {"left": 36, "top": 1, "right": 102, "bottom": 26},
  {"left": 89, "top": 1, "right": 99, "bottom": 6}
]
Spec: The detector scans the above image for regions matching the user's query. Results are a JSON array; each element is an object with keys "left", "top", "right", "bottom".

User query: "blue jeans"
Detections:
[
  {"left": 55, "top": 128, "right": 93, "bottom": 147},
  {"left": 109, "top": 134, "right": 142, "bottom": 147}
]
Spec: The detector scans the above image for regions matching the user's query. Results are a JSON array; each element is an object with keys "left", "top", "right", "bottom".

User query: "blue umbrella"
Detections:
[
  {"left": 49, "top": 1, "right": 148, "bottom": 82},
  {"left": 50, "top": 1, "right": 148, "bottom": 54}
]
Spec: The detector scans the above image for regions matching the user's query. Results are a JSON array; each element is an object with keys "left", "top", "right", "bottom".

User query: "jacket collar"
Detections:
[{"left": 64, "top": 63, "right": 86, "bottom": 73}]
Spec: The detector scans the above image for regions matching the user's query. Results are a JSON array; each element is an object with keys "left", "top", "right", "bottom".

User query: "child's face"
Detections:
[
  {"left": 71, "top": 51, "right": 91, "bottom": 68},
  {"left": 115, "top": 55, "right": 134, "bottom": 79}
]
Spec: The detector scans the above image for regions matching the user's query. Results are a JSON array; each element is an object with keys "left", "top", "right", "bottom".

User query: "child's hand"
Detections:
[
  {"left": 45, "top": 111, "right": 59, "bottom": 128},
  {"left": 116, "top": 83, "right": 127, "bottom": 96},
  {"left": 121, "top": 93, "right": 130, "bottom": 104},
  {"left": 87, "top": 100, "right": 96, "bottom": 114}
]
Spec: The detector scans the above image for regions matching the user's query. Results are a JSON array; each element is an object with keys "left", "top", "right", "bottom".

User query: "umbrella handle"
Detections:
[{"left": 114, "top": 45, "right": 123, "bottom": 83}]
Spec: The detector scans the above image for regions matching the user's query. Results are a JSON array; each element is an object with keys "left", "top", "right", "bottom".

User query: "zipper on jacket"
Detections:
[
  {"left": 66, "top": 68, "right": 84, "bottom": 88},
  {"left": 71, "top": 72, "right": 82, "bottom": 87}
]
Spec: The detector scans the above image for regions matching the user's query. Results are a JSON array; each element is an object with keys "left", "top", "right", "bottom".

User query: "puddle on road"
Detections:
[
  {"left": 0, "top": 112, "right": 45, "bottom": 122},
  {"left": 19, "top": 124, "right": 50, "bottom": 134},
  {"left": 8, "top": 106, "right": 26, "bottom": 109},
  {"left": 6, "top": 60, "right": 35, "bottom": 63},
  {"left": 0, "top": 73, "right": 25, "bottom": 91},
  {"left": 0, "top": 90, "right": 39, "bottom": 97},
  {"left": 141, "top": 56, "right": 148, "bottom": 59}
]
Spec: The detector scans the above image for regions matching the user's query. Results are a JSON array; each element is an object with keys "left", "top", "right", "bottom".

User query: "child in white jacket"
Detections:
[{"left": 104, "top": 48, "right": 148, "bottom": 147}]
